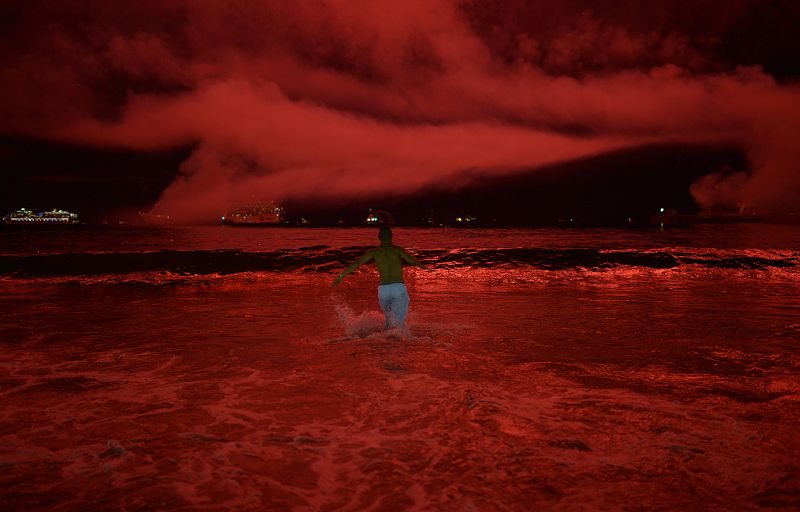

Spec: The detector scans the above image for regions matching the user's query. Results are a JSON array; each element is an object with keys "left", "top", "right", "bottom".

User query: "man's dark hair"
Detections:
[{"left": 378, "top": 226, "right": 392, "bottom": 242}]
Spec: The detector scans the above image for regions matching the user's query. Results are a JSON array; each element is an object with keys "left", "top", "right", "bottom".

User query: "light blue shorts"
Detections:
[{"left": 378, "top": 283, "right": 410, "bottom": 329}]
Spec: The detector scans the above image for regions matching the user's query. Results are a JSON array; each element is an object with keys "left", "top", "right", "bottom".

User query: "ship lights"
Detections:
[{"left": 2, "top": 207, "right": 79, "bottom": 224}]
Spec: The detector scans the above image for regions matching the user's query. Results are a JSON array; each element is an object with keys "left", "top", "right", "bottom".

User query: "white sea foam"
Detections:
[{"left": 333, "top": 301, "right": 384, "bottom": 338}]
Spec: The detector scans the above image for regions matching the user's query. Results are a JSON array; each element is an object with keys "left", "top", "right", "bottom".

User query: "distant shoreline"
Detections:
[{"left": 3, "top": 219, "right": 800, "bottom": 230}]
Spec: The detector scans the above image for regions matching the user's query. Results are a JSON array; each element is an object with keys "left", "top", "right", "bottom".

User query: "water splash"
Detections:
[{"left": 333, "top": 301, "right": 384, "bottom": 338}]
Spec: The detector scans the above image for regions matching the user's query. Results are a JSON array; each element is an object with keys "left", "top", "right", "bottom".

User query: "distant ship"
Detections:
[
  {"left": 649, "top": 208, "right": 766, "bottom": 226},
  {"left": 365, "top": 209, "right": 395, "bottom": 225},
  {"left": 138, "top": 211, "right": 173, "bottom": 225},
  {"left": 3, "top": 208, "right": 79, "bottom": 225},
  {"left": 222, "top": 202, "right": 286, "bottom": 226}
]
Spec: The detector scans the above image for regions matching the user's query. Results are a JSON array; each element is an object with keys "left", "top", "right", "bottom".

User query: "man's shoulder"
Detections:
[{"left": 373, "top": 244, "right": 404, "bottom": 254}]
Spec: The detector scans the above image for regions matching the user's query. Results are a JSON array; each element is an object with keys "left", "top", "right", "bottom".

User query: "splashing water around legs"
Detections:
[{"left": 333, "top": 301, "right": 384, "bottom": 338}]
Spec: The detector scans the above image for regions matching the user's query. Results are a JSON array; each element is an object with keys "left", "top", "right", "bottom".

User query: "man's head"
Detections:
[{"left": 378, "top": 226, "right": 392, "bottom": 243}]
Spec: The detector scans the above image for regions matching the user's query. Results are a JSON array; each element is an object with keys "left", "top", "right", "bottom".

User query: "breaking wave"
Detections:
[{"left": 1, "top": 247, "right": 798, "bottom": 279}]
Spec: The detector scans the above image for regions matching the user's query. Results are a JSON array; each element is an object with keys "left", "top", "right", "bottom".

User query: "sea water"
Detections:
[{"left": 1, "top": 225, "right": 799, "bottom": 510}]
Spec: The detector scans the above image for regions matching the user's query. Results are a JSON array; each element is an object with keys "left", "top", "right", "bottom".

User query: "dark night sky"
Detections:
[{"left": 1, "top": 0, "right": 798, "bottom": 223}]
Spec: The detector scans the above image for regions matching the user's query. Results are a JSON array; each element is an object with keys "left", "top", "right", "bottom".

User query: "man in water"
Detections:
[{"left": 333, "top": 227, "right": 426, "bottom": 330}]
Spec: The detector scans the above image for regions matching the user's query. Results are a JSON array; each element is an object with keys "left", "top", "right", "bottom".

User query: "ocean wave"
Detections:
[{"left": 1, "top": 247, "right": 798, "bottom": 279}]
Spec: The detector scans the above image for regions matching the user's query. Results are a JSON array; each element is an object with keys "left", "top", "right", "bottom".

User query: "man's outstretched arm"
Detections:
[
  {"left": 333, "top": 250, "right": 375, "bottom": 287},
  {"left": 400, "top": 248, "right": 428, "bottom": 269}
]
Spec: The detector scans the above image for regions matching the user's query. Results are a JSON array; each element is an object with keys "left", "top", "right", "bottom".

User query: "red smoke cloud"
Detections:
[
  {"left": 64, "top": 80, "right": 633, "bottom": 219},
  {"left": 1, "top": 0, "right": 798, "bottom": 221}
]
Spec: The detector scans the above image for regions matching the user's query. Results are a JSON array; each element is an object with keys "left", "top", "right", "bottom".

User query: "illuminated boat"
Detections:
[
  {"left": 222, "top": 202, "right": 286, "bottom": 226},
  {"left": 649, "top": 207, "right": 772, "bottom": 227},
  {"left": 138, "top": 211, "right": 173, "bottom": 225},
  {"left": 365, "top": 209, "right": 394, "bottom": 225},
  {"left": 649, "top": 208, "right": 695, "bottom": 227},
  {"left": 2, "top": 208, "right": 79, "bottom": 225}
]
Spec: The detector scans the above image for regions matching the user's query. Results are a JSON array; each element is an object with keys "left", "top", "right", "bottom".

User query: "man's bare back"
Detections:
[
  {"left": 332, "top": 241, "right": 424, "bottom": 287},
  {"left": 371, "top": 243, "right": 421, "bottom": 284},
  {"left": 332, "top": 227, "right": 426, "bottom": 331}
]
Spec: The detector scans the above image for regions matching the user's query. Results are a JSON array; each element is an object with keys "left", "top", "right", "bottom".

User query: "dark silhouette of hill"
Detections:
[{"left": 285, "top": 143, "right": 747, "bottom": 226}]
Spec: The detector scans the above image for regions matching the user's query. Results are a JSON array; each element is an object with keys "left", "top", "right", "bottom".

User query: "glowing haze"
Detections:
[{"left": 1, "top": 0, "right": 798, "bottom": 222}]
